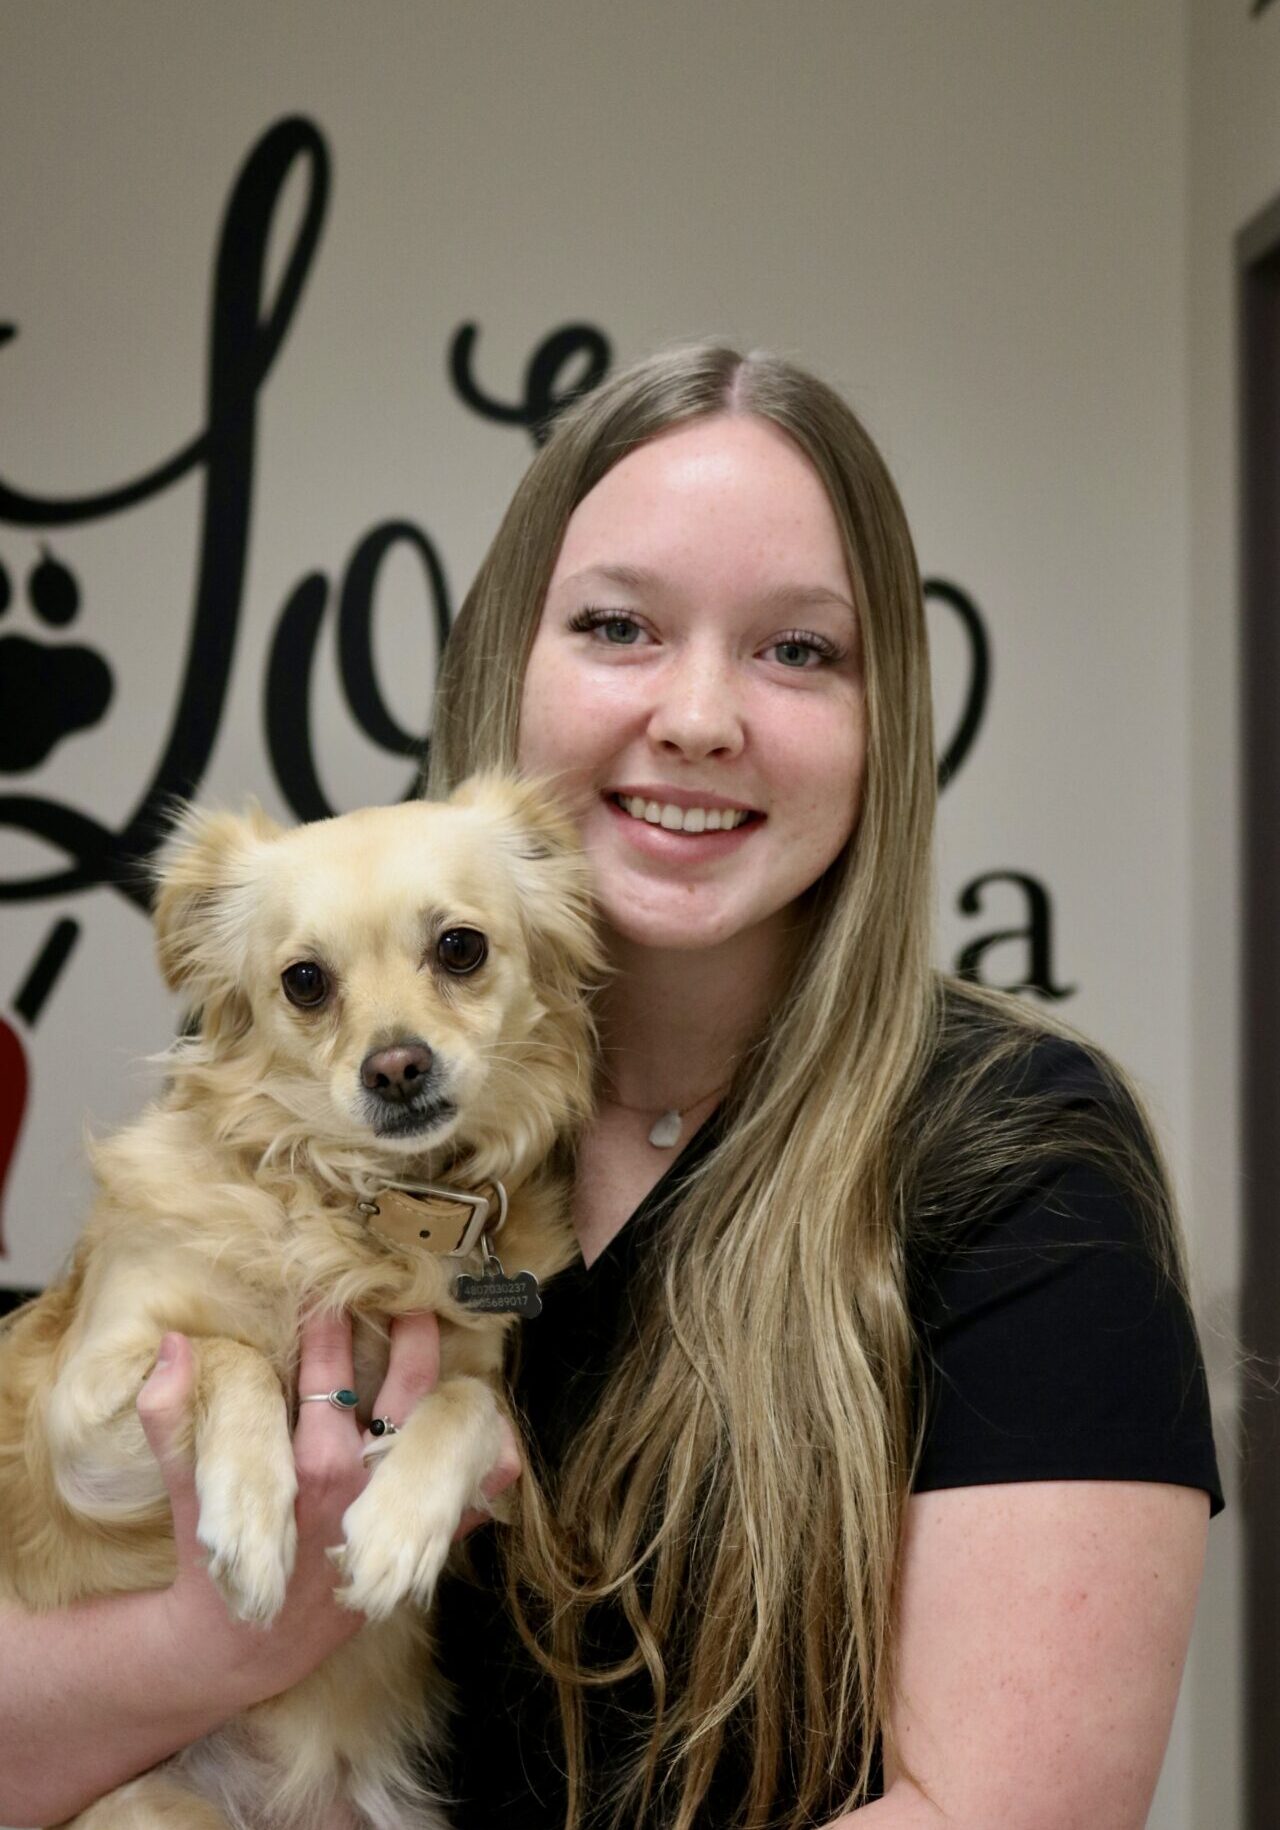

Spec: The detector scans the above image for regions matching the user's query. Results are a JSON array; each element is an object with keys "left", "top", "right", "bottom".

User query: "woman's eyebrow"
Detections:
[
  {"left": 556, "top": 562, "right": 662, "bottom": 594},
  {"left": 756, "top": 582, "right": 859, "bottom": 625},
  {"left": 558, "top": 563, "right": 858, "bottom": 625}
]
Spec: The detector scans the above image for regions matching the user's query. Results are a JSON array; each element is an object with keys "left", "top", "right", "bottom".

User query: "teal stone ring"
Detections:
[{"left": 299, "top": 1388, "right": 360, "bottom": 1411}]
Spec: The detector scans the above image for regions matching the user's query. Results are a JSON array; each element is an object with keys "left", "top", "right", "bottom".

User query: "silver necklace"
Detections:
[{"left": 602, "top": 1080, "right": 733, "bottom": 1150}]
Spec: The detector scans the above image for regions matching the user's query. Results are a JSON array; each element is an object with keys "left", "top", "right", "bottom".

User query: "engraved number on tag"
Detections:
[{"left": 454, "top": 1266, "right": 543, "bottom": 1318}]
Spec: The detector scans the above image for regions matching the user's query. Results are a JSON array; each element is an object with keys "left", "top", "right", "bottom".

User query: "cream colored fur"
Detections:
[{"left": 0, "top": 773, "right": 600, "bottom": 1830}]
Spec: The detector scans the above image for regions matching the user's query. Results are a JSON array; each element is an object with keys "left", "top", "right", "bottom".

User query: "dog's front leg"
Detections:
[
  {"left": 187, "top": 1337, "right": 298, "bottom": 1624},
  {"left": 334, "top": 1374, "right": 506, "bottom": 1621}
]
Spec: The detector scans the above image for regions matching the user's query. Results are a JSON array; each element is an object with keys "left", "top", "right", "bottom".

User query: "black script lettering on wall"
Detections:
[
  {"left": 0, "top": 115, "right": 331, "bottom": 908},
  {"left": 264, "top": 522, "right": 452, "bottom": 823},
  {"left": 0, "top": 115, "right": 335, "bottom": 1250},
  {"left": 925, "top": 578, "right": 990, "bottom": 790},
  {"left": 923, "top": 582, "right": 1072, "bottom": 1000},
  {"left": 954, "top": 870, "right": 1076, "bottom": 1001},
  {"left": 449, "top": 323, "right": 612, "bottom": 446}
]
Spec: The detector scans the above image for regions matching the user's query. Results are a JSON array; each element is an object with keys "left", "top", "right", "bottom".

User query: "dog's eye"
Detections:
[
  {"left": 281, "top": 961, "right": 329, "bottom": 1008},
  {"left": 436, "top": 928, "right": 488, "bottom": 975}
]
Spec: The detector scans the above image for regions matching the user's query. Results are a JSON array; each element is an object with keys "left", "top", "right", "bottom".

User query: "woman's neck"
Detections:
[{"left": 596, "top": 915, "right": 791, "bottom": 1111}]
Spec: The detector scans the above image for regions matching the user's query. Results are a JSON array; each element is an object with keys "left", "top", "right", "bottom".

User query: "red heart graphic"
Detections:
[{"left": 0, "top": 1015, "right": 30, "bottom": 1256}]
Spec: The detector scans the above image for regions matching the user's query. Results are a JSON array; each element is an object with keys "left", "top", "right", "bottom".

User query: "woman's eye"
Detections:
[
  {"left": 281, "top": 961, "right": 329, "bottom": 1008},
  {"left": 772, "top": 640, "right": 817, "bottom": 668},
  {"left": 567, "top": 608, "right": 646, "bottom": 646},
  {"left": 601, "top": 618, "right": 641, "bottom": 644},
  {"left": 437, "top": 927, "right": 488, "bottom": 975},
  {"left": 767, "top": 634, "right": 836, "bottom": 669}
]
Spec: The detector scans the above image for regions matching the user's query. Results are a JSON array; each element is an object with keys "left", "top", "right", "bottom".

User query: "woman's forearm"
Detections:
[{"left": 0, "top": 1589, "right": 252, "bottom": 1827}]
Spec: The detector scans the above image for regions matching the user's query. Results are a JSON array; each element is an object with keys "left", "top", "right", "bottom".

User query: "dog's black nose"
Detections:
[{"left": 360, "top": 1041, "right": 434, "bottom": 1102}]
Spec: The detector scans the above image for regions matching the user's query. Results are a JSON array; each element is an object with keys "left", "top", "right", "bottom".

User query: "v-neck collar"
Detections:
[
  {"left": 579, "top": 1101, "right": 727, "bottom": 1277},
  {"left": 509, "top": 1104, "right": 727, "bottom": 1474}
]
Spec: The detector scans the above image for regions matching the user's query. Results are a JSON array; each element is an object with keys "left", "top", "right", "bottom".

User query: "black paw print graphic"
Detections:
[{"left": 0, "top": 546, "right": 114, "bottom": 772}]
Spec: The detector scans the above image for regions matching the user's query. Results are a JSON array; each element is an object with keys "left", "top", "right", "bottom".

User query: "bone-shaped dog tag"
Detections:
[{"left": 454, "top": 1255, "right": 543, "bottom": 1318}]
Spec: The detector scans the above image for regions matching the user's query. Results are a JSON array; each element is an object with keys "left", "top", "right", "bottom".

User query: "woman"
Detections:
[
  {"left": 424, "top": 346, "right": 1221, "bottom": 1830},
  {"left": 0, "top": 345, "right": 1220, "bottom": 1829}
]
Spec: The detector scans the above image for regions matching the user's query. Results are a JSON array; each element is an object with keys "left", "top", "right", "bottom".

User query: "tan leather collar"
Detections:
[{"left": 356, "top": 1179, "right": 507, "bottom": 1259}]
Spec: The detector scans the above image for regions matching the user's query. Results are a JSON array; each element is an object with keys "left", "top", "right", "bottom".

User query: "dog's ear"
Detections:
[
  {"left": 151, "top": 802, "right": 283, "bottom": 1010},
  {"left": 448, "top": 771, "right": 606, "bottom": 1002}
]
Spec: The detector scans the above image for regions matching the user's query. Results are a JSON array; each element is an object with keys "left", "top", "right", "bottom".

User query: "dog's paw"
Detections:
[
  {"left": 196, "top": 1450, "right": 298, "bottom": 1624},
  {"left": 334, "top": 1472, "right": 460, "bottom": 1621}
]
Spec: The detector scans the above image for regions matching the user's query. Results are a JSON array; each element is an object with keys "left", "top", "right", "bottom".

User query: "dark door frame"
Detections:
[{"left": 1238, "top": 186, "right": 1280, "bottom": 1830}]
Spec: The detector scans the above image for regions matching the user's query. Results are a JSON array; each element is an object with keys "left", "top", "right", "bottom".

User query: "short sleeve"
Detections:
[{"left": 908, "top": 1044, "right": 1224, "bottom": 1517}]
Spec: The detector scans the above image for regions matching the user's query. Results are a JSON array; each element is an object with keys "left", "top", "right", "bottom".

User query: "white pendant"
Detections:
[{"left": 648, "top": 1108, "right": 682, "bottom": 1149}]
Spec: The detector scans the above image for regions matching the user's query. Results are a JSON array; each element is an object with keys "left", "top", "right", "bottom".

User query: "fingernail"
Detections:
[{"left": 151, "top": 1333, "right": 178, "bottom": 1376}]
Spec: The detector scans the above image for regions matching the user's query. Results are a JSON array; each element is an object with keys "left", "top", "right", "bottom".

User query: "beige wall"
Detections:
[{"left": 0, "top": 2, "right": 1264, "bottom": 1820}]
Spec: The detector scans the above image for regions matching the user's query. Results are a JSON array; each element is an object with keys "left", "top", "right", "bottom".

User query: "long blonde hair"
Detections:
[{"left": 428, "top": 345, "right": 1191, "bottom": 1829}]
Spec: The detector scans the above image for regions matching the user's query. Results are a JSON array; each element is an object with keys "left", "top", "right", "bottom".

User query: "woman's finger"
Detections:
[
  {"left": 293, "top": 1307, "right": 359, "bottom": 1444},
  {"left": 369, "top": 1310, "right": 441, "bottom": 1430},
  {"left": 136, "top": 1331, "right": 201, "bottom": 1551}
]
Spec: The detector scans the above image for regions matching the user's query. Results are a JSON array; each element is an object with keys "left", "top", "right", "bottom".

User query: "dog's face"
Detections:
[{"left": 151, "top": 775, "right": 600, "bottom": 1172}]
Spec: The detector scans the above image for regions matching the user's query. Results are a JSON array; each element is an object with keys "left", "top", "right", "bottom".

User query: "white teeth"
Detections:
[{"left": 616, "top": 796, "right": 751, "bottom": 833}]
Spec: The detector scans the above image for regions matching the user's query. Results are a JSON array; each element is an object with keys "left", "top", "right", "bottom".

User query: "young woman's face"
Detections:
[{"left": 517, "top": 414, "right": 867, "bottom": 953}]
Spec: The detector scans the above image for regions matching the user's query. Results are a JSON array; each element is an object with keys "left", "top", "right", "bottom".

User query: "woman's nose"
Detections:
[{"left": 647, "top": 650, "right": 745, "bottom": 759}]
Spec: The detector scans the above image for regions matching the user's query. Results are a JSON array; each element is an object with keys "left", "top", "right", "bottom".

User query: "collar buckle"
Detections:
[{"left": 357, "top": 1179, "right": 508, "bottom": 1259}]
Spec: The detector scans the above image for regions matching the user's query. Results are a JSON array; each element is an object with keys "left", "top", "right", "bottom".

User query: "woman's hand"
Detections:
[{"left": 135, "top": 1310, "right": 521, "bottom": 1709}]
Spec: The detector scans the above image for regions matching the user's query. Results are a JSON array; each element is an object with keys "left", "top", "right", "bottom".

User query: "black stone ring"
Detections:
[{"left": 369, "top": 1417, "right": 399, "bottom": 1437}]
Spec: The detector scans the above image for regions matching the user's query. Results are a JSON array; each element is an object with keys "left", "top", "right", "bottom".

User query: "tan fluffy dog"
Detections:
[{"left": 0, "top": 773, "right": 600, "bottom": 1830}]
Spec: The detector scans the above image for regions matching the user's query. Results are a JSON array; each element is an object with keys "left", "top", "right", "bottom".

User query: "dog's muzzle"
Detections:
[{"left": 358, "top": 1038, "right": 455, "bottom": 1137}]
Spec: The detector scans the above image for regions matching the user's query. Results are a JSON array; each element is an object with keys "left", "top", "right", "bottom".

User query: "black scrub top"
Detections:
[{"left": 435, "top": 1035, "right": 1223, "bottom": 1828}]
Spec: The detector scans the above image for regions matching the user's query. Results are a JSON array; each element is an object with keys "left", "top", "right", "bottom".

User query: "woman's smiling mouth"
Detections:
[
  {"left": 610, "top": 793, "right": 758, "bottom": 832},
  {"left": 602, "top": 788, "right": 765, "bottom": 855}
]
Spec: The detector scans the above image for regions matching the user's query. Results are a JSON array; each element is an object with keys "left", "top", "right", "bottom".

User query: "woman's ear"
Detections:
[{"left": 151, "top": 802, "right": 282, "bottom": 1009}]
